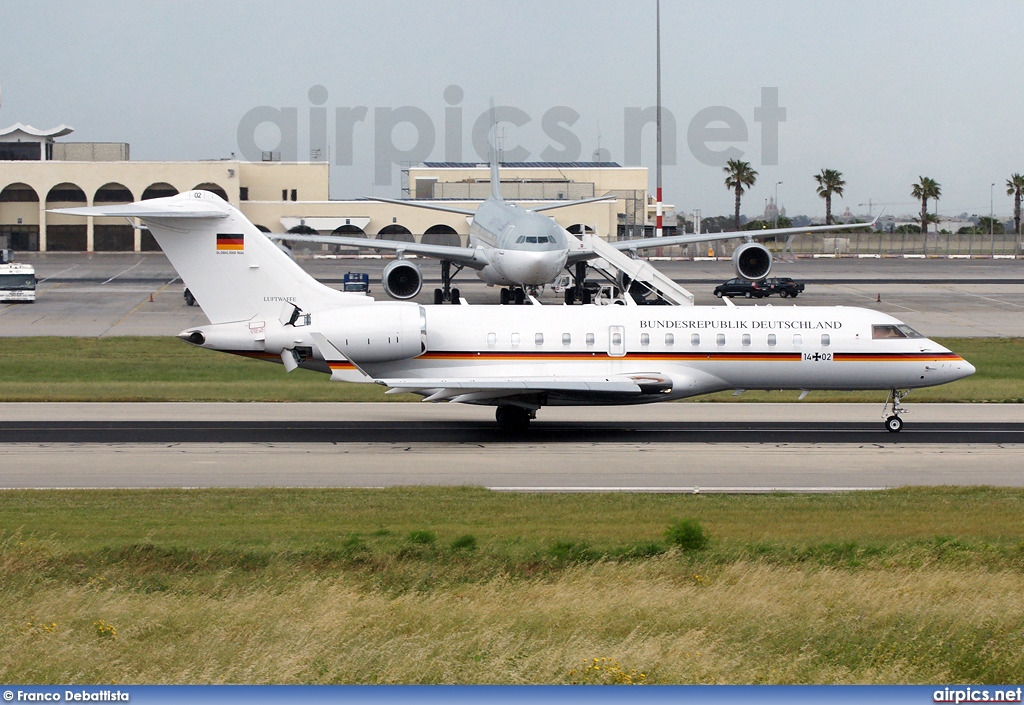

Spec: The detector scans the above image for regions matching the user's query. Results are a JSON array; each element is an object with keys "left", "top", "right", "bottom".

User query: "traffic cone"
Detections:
[
  {"left": 149, "top": 293, "right": 154, "bottom": 302},
  {"left": 876, "top": 293, "right": 881, "bottom": 302}
]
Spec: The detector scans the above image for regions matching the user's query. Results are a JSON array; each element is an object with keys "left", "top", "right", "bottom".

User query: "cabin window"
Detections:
[
  {"left": 611, "top": 332, "right": 623, "bottom": 346},
  {"left": 741, "top": 333, "right": 751, "bottom": 346},
  {"left": 640, "top": 333, "right": 650, "bottom": 346},
  {"left": 691, "top": 333, "right": 700, "bottom": 346},
  {"left": 793, "top": 334, "right": 803, "bottom": 346},
  {"left": 821, "top": 334, "right": 831, "bottom": 347},
  {"left": 487, "top": 332, "right": 496, "bottom": 347},
  {"left": 562, "top": 333, "right": 571, "bottom": 345},
  {"left": 511, "top": 333, "right": 520, "bottom": 346},
  {"left": 716, "top": 333, "right": 726, "bottom": 346},
  {"left": 665, "top": 333, "right": 674, "bottom": 346},
  {"left": 535, "top": 333, "right": 544, "bottom": 345},
  {"left": 586, "top": 333, "right": 595, "bottom": 346},
  {"left": 767, "top": 333, "right": 776, "bottom": 346}
]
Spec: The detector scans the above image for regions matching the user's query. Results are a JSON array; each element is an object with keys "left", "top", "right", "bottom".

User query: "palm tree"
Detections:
[
  {"left": 911, "top": 177, "right": 942, "bottom": 235},
  {"left": 813, "top": 169, "right": 846, "bottom": 225},
  {"left": 1006, "top": 174, "right": 1024, "bottom": 235},
  {"left": 723, "top": 159, "right": 758, "bottom": 230}
]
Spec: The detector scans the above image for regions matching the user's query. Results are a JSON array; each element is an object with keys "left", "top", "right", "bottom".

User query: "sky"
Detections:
[{"left": 2, "top": 0, "right": 1023, "bottom": 220}]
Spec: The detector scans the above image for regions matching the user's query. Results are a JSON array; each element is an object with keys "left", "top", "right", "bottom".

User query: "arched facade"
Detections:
[
  {"left": 142, "top": 182, "right": 178, "bottom": 200},
  {"left": 45, "top": 183, "right": 88, "bottom": 251},
  {"left": 422, "top": 224, "right": 461, "bottom": 247},
  {"left": 0, "top": 183, "right": 40, "bottom": 251},
  {"left": 193, "top": 182, "right": 228, "bottom": 200},
  {"left": 377, "top": 224, "right": 414, "bottom": 243},
  {"left": 92, "top": 182, "right": 135, "bottom": 251},
  {"left": 567, "top": 224, "right": 596, "bottom": 235}
]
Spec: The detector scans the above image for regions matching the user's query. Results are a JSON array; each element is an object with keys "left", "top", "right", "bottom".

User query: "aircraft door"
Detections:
[{"left": 608, "top": 325, "right": 626, "bottom": 357}]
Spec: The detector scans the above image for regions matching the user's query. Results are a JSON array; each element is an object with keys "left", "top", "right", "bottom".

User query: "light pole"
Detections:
[
  {"left": 990, "top": 183, "right": 995, "bottom": 237},
  {"left": 774, "top": 181, "right": 782, "bottom": 228}
]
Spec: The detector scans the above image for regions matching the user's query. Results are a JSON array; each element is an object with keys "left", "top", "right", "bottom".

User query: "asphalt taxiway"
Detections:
[{"left": 2, "top": 403, "right": 1021, "bottom": 490}]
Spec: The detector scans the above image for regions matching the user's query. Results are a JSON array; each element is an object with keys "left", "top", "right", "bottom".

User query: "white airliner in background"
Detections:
[
  {"left": 278, "top": 148, "right": 876, "bottom": 306},
  {"left": 55, "top": 191, "right": 974, "bottom": 433}
]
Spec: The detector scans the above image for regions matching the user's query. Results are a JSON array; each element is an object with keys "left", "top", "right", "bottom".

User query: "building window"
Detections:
[
  {"left": 665, "top": 333, "right": 674, "bottom": 346},
  {"left": 691, "top": 333, "right": 700, "bottom": 346},
  {"left": 282, "top": 189, "right": 287, "bottom": 201},
  {"left": 767, "top": 333, "right": 776, "bottom": 346},
  {"left": 239, "top": 187, "right": 249, "bottom": 201},
  {"left": 290, "top": 189, "right": 298, "bottom": 201},
  {"left": 640, "top": 333, "right": 650, "bottom": 346}
]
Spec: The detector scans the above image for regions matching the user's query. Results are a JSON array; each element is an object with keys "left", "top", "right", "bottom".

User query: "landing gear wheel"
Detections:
[
  {"left": 500, "top": 288, "right": 510, "bottom": 305},
  {"left": 886, "top": 415, "right": 903, "bottom": 433},
  {"left": 582, "top": 289, "right": 592, "bottom": 305},
  {"left": 514, "top": 288, "right": 525, "bottom": 305},
  {"left": 565, "top": 288, "right": 576, "bottom": 305},
  {"left": 451, "top": 288, "right": 460, "bottom": 305},
  {"left": 882, "top": 389, "right": 909, "bottom": 433},
  {"left": 495, "top": 406, "right": 532, "bottom": 434},
  {"left": 184, "top": 289, "right": 195, "bottom": 307},
  {"left": 434, "top": 288, "right": 444, "bottom": 305}
]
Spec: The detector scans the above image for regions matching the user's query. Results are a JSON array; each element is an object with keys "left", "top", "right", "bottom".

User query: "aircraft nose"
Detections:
[{"left": 958, "top": 359, "right": 976, "bottom": 379}]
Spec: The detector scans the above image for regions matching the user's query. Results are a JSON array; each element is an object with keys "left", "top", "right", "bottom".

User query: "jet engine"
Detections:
[
  {"left": 382, "top": 260, "right": 422, "bottom": 300},
  {"left": 732, "top": 241, "right": 772, "bottom": 281}
]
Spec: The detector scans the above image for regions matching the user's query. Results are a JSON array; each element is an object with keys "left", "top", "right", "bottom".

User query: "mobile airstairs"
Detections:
[{"left": 578, "top": 233, "right": 695, "bottom": 306}]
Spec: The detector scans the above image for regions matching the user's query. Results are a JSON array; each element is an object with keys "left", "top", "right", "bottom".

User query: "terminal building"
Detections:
[{"left": 0, "top": 123, "right": 667, "bottom": 253}]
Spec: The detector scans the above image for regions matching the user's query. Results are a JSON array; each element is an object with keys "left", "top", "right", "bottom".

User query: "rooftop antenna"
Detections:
[{"left": 655, "top": 0, "right": 663, "bottom": 238}]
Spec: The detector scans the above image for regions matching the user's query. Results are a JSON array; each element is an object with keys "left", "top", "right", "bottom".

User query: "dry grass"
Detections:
[{"left": 2, "top": 560, "right": 1022, "bottom": 684}]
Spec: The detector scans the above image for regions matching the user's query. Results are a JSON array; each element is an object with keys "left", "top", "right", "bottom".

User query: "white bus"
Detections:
[{"left": 0, "top": 261, "right": 36, "bottom": 302}]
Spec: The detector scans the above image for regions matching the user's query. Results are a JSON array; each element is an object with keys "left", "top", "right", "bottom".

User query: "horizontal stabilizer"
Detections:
[{"left": 50, "top": 200, "right": 228, "bottom": 220}]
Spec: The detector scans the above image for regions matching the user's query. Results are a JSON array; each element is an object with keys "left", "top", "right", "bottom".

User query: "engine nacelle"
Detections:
[
  {"left": 382, "top": 260, "right": 422, "bottom": 300},
  {"left": 732, "top": 241, "right": 772, "bottom": 281},
  {"left": 318, "top": 302, "right": 425, "bottom": 363}
]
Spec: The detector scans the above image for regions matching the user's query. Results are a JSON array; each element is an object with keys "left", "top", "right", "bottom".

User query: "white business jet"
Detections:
[{"left": 54, "top": 191, "right": 974, "bottom": 433}]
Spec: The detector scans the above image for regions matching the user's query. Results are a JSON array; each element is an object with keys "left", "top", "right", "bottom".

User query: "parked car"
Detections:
[
  {"left": 758, "top": 277, "right": 805, "bottom": 298},
  {"left": 713, "top": 278, "right": 764, "bottom": 299}
]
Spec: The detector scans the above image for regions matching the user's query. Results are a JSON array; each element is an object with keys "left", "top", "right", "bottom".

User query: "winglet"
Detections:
[{"left": 489, "top": 98, "right": 503, "bottom": 202}]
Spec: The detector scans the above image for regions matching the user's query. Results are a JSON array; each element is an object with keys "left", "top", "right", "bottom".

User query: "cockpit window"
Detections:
[
  {"left": 872, "top": 324, "right": 925, "bottom": 339},
  {"left": 516, "top": 236, "right": 525, "bottom": 243},
  {"left": 526, "top": 237, "right": 538, "bottom": 243}
]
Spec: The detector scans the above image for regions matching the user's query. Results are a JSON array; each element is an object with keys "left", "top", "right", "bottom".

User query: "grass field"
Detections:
[
  {"left": 0, "top": 336, "right": 1021, "bottom": 402},
  {"left": 2, "top": 487, "right": 1023, "bottom": 684}
]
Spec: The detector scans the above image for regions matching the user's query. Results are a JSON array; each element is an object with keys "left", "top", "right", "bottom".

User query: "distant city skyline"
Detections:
[{"left": 2, "top": 1, "right": 1022, "bottom": 219}]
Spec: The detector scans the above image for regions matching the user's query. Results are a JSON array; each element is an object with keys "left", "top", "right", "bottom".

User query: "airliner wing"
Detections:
[
  {"left": 378, "top": 373, "right": 673, "bottom": 403},
  {"left": 269, "top": 233, "right": 491, "bottom": 270},
  {"left": 528, "top": 195, "right": 619, "bottom": 212},
  {"left": 605, "top": 217, "right": 880, "bottom": 253},
  {"left": 366, "top": 197, "right": 477, "bottom": 216}
]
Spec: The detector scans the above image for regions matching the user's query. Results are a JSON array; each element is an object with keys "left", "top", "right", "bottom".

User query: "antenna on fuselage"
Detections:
[{"left": 488, "top": 98, "right": 503, "bottom": 202}]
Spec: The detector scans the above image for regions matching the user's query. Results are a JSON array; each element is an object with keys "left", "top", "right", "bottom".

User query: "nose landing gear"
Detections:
[
  {"left": 495, "top": 405, "right": 534, "bottom": 433},
  {"left": 883, "top": 389, "right": 909, "bottom": 432}
]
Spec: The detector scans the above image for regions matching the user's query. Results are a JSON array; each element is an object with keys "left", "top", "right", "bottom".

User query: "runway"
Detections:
[{"left": 3, "top": 403, "right": 1023, "bottom": 490}]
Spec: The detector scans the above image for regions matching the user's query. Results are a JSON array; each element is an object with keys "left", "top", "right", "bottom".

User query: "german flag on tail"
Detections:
[{"left": 216, "top": 233, "right": 244, "bottom": 252}]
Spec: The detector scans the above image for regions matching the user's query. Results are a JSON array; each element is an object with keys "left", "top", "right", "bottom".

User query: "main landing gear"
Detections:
[
  {"left": 433, "top": 260, "right": 463, "bottom": 305},
  {"left": 495, "top": 405, "right": 534, "bottom": 433},
  {"left": 883, "top": 389, "right": 909, "bottom": 433},
  {"left": 563, "top": 261, "right": 592, "bottom": 305}
]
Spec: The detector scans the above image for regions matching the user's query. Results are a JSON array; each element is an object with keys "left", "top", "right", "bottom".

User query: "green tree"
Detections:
[
  {"left": 813, "top": 169, "right": 846, "bottom": 225},
  {"left": 977, "top": 216, "right": 1005, "bottom": 235},
  {"left": 1006, "top": 173, "right": 1024, "bottom": 235},
  {"left": 723, "top": 159, "right": 758, "bottom": 231},
  {"left": 911, "top": 177, "right": 941, "bottom": 235}
]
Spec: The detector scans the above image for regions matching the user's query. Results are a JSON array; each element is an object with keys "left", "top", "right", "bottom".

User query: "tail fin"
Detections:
[
  {"left": 488, "top": 99, "right": 503, "bottom": 202},
  {"left": 52, "top": 191, "right": 364, "bottom": 324}
]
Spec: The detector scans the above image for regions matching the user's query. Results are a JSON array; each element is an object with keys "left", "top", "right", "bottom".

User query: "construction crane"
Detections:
[{"left": 858, "top": 200, "right": 908, "bottom": 217}]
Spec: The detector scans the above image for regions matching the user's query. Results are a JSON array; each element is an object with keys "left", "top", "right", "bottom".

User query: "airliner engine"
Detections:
[
  {"left": 382, "top": 260, "right": 423, "bottom": 300},
  {"left": 732, "top": 242, "right": 772, "bottom": 281}
]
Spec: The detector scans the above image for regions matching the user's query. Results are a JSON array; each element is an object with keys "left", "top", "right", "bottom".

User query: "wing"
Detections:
[
  {"left": 606, "top": 217, "right": 880, "bottom": 253},
  {"left": 366, "top": 196, "right": 477, "bottom": 216},
  {"left": 269, "top": 233, "right": 491, "bottom": 270},
  {"left": 377, "top": 373, "right": 673, "bottom": 403}
]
